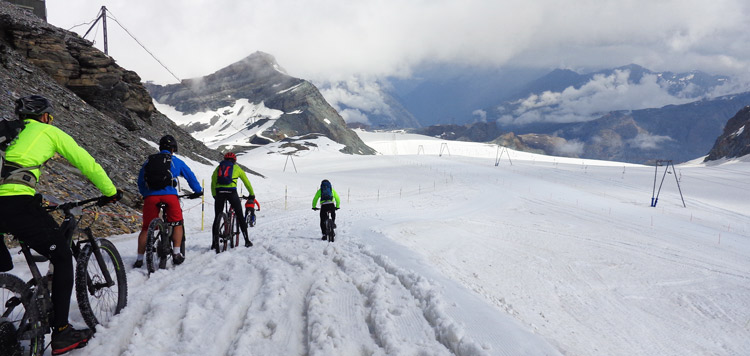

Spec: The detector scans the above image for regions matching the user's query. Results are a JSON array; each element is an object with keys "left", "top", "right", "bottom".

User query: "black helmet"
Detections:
[
  {"left": 15, "top": 95, "right": 53, "bottom": 118},
  {"left": 159, "top": 135, "right": 178, "bottom": 153}
]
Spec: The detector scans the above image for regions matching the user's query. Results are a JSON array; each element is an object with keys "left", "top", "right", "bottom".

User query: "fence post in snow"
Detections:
[
  {"left": 285, "top": 186, "right": 287, "bottom": 210},
  {"left": 348, "top": 188, "right": 350, "bottom": 203}
]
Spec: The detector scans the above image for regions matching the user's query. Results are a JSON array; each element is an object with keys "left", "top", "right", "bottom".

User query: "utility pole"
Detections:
[{"left": 83, "top": 6, "right": 108, "bottom": 55}]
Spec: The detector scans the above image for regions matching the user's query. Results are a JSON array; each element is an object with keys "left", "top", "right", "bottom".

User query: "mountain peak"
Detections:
[{"left": 236, "top": 51, "right": 289, "bottom": 75}]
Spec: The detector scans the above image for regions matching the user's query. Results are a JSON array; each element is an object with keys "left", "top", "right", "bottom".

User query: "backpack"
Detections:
[
  {"left": 143, "top": 153, "right": 174, "bottom": 190},
  {"left": 320, "top": 180, "right": 333, "bottom": 201},
  {"left": 0, "top": 118, "right": 39, "bottom": 188},
  {"left": 216, "top": 160, "right": 234, "bottom": 185}
]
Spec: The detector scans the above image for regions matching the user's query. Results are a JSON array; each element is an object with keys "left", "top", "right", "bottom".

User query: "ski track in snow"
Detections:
[{"left": 7, "top": 132, "right": 749, "bottom": 356}]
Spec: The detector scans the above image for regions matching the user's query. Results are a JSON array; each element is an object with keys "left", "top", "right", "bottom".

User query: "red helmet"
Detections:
[{"left": 224, "top": 152, "right": 237, "bottom": 162}]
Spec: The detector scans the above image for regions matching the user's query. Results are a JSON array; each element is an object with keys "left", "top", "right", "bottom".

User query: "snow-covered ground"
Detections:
[{"left": 6, "top": 131, "right": 750, "bottom": 355}]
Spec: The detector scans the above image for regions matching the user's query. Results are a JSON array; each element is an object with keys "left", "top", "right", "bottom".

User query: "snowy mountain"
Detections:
[
  {"left": 493, "top": 64, "right": 734, "bottom": 126},
  {"left": 146, "top": 52, "right": 375, "bottom": 155},
  {"left": 705, "top": 105, "right": 750, "bottom": 161}
]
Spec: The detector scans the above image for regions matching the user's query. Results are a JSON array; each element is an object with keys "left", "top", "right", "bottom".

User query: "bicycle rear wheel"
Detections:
[
  {"left": 75, "top": 238, "right": 128, "bottom": 330},
  {"left": 215, "top": 212, "right": 229, "bottom": 253},
  {"left": 325, "top": 219, "right": 335, "bottom": 242},
  {"left": 0, "top": 274, "right": 44, "bottom": 356},
  {"left": 230, "top": 212, "right": 238, "bottom": 249},
  {"left": 145, "top": 218, "right": 168, "bottom": 274}
]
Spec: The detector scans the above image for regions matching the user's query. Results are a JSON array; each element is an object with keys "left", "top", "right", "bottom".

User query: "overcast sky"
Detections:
[{"left": 47, "top": 0, "right": 750, "bottom": 85}]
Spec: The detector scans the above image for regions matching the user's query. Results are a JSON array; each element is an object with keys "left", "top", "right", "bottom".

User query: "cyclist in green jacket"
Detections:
[
  {"left": 0, "top": 95, "right": 121, "bottom": 355},
  {"left": 211, "top": 152, "right": 254, "bottom": 248},
  {"left": 312, "top": 179, "right": 340, "bottom": 240}
]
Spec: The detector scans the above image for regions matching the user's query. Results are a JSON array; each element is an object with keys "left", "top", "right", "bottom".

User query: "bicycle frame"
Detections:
[{"left": 222, "top": 200, "right": 239, "bottom": 248}]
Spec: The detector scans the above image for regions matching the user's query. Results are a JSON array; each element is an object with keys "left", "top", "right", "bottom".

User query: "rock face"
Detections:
[
  {"left": 0, "top": 3, "right": 224, "bottom": 236},
  {"left": 704, "top": 106, "right": 750, "bottom": 161},
  {"left": 146, "top": 52, "right": 376, "bottom": 155}
]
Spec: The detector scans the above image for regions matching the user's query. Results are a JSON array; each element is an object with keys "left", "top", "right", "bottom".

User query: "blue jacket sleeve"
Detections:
[{"left": 175, "top": 157, "right": 203, "bottom": 193}]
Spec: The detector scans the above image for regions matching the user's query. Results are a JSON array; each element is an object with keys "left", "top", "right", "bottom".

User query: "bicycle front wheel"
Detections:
[
  {"left": 145, "top": 218, "right": 168, "bottom": 274},
  {"left": 0, "top": 273, "right": 44, "bottom": 356},
  {"left": 75, "top": 238, "right": 128, "bottom": 330}
]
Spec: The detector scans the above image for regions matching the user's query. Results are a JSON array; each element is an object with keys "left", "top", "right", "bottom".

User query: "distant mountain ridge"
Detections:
[
  {"left": 146, "top": 52, "right": 375, "bottom": 155},
  {"left": 415, "top": 91, "right": 750, "bottom": 163}
]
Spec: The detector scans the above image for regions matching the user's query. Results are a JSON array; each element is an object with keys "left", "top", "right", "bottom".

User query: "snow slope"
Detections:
[{"left": 6, "top": 131, "right": 749, "bottom": 355}]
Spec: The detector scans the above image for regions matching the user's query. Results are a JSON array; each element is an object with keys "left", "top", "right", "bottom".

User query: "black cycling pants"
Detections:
[
  {"left": 212, "top": 190, "right": 249, "bottom": 242},
  {"left": 0, "top": 195, "right": 74, "bottom": 328},
  {"left": 319, "top": 204, "right": 337, "bottom": 235}
]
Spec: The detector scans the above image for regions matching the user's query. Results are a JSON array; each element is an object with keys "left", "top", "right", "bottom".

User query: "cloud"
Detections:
[
  {"left": 553, "top": 139, "right": 585, "bottom": 157},
  {"left": 626, "top": 133, "right": 674, "bottom": 150},
  {"left": 317, "top": 76, "right": 391, "bottom": 124},
  {"left": 472, "top": 110, "right": 487, "bottom": 123},
  {"left": 499, "top": 69, "right": 697, "bottom": 124},
  {"left": 47, "top": 0, "right": 750, "bottom": 84}
]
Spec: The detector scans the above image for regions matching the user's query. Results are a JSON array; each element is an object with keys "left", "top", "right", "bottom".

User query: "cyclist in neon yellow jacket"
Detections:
[
  {"left": 0, "top": 95, "right": 121, "bottom": 355},
  {"left": 312, "top": 179, "right": 340, "bottom": 240},
  {"left": 211, "top": 152, "right": 255, "bottom": 248}
]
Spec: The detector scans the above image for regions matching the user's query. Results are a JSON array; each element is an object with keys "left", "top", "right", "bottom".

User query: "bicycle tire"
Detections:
[
  {"left": 215, "top": 212, "right": 229, "bottom": 254},
  {"left": 145, "top": 218, "right": 167, "bottom": 274},
  {"left": 230, "top": 211, "right": 238, "bottom": 249},
  {"left": 250, "top": 211, "right": 255, "bottom": 228},
  {"left": 180, "top": 233, "right": 186, "bottom": 256},
  {"left": 0, "top": 274, "right": 44, "bottom": 356},
  {"left": 326, "top": 219, "right": 335, "bottom": 242},
  {"left": 75, "top": 238, "right": 128, "bottom": 330}
]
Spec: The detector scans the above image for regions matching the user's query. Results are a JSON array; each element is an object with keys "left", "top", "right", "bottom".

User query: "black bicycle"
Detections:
[
  {"left": 214, "top": 196, "right": 248, "bottom": 253},
  {"left": 313, "top": 207, "right": 338, "bottom": 242},
  {"left": 144, "top": 194, "right": 195, "bottom": 274},
  {"left": 0, "top": 196, "right": 127, "bottom": 355}
]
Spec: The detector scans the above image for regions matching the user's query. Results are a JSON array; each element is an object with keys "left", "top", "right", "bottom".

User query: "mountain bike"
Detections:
[
  {"left": 313, "top": 206, "right": 338, "bottom": 242},
  {"left": 0, "top": 196, "right": 127, "bottom": 355},
  {"left": 144, "top": 194, "right": 195, "bottom": 274},
  {"left": 214, "top": 195, "right": 248, "bottom": 253}
]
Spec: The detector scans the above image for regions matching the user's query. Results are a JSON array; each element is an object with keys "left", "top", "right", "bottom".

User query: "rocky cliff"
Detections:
[
  {"left": 146, "top": 52, "right": 376, "bottom": 155},
  {"left": 0, "top": 2, "right": 223, "bottom": 236},
  {"left": 704, "top": 106, "right": 750, "bottom": 161}
]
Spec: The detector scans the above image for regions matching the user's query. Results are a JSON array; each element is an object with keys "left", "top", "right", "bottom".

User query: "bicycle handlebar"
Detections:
[{"left": 45, "top": 196, "right": 103, "bottom": 212}]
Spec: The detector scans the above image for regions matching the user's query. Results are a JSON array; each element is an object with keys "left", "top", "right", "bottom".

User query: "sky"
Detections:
[
  {"left": 7, "top": 131, "right": 749, "bottom": 355},
  {"left": 46, "top": 0, "right": 750, "bottom": 85}
]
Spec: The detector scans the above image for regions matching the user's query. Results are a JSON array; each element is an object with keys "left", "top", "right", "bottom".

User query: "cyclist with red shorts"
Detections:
[{"left": 133, "top": 135, "right": 202, "bottom": 268}]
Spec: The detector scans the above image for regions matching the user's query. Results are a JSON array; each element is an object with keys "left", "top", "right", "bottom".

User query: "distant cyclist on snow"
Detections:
[
  {"left": 312, "top": 179, "right": 340, "bottom": 240},
  {"left": 134, "top": 135, "right": 203, "bottom": 268},
  {"left": 245, "top": 196, "right": 260, "bottom": 227},
  {"left": 211, "top": 152, "right": 254, "bottom": 248}
]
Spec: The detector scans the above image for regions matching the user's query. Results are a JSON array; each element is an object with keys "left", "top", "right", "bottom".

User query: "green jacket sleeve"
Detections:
[
  {"left": 312, "top": 190, "right": 321, "bottom": 208},
  {"left": 235, "top": 165, "right": 254, "bottom": 196},
  {"left": 333, "top": 189, "right": 341, "bottom": 208},
  {"left": 210, "top": 166, "right": 218, "bottom": 197},
  {"left": 53, "top": 126, "right": 117, "bottom": 196}
]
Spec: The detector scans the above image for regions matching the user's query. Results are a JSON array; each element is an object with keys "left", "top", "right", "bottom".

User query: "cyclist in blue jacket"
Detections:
[{"left": 133, "top": 135, "right": 202, "bottom": 268}]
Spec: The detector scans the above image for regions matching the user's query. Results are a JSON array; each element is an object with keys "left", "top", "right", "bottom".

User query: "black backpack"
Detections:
[
  {"left": 0, "top": 118, "right": 27, "bottom": 182},
  {"left": 216, "top": 160, "right": 234, "bottom": 185},
  {"left": 321, "top": 180, "right": 333, "bottom": 201},
  {"left": 143, "top": 153, "right": 174, "bottom": 190}
]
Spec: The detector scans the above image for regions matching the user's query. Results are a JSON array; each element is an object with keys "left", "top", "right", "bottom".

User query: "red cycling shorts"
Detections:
[{"left": 141, "top": 195, "right": 183, "bottom": 231}]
